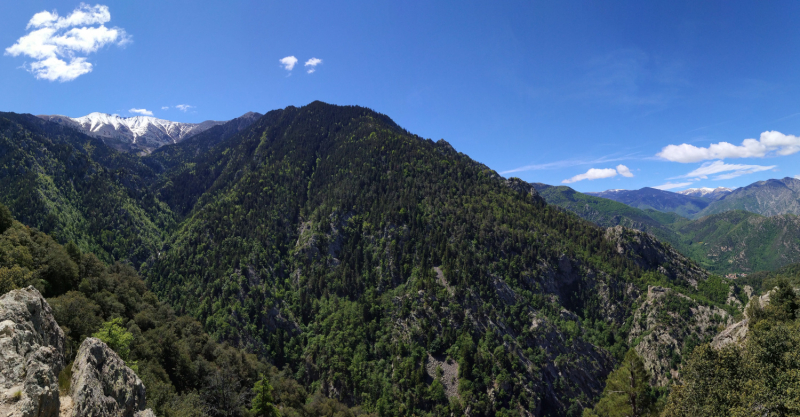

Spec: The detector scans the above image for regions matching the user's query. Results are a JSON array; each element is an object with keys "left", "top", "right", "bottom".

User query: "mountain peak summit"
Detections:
[{"left": 37, "top": 112, "right": 245, "bottom": 153}]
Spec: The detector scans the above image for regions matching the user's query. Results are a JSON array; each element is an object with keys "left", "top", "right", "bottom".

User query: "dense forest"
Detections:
[{"left": 0, "top": 103, "right": 779, "bottom": 416}]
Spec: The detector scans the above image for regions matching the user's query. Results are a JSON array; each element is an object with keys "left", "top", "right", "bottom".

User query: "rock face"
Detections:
[
  {"left": 605, "top": 226, "right": 708, "bottom": 287},
  {"left": 70, "top": 337, "right": 151, "bottom": 417},
  {"left": 628, "top": 286, "right": 733, "bottom": 386},
  {"left": 712, "top": 291, "right": 772, "bottom": 349},
  {"left": 0, "top": 286, "right": 65, "bottom": 417}
]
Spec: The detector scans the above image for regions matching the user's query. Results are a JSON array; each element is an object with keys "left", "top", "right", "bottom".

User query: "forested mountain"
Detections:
[
  {"left": 0, "top": 210, "right": 362, "bottom": 416},
  {"left": 536, "top": 185, "right": 800, "bottom": 274},
  {"left": 696, "top": 177, "right": 800, "bottom": 218},
  {"left": 586, "top": 187, "right": 710, "bottom": 218},
  {"left": 0, "top": 111, "right": 171, "bottom": 266},
  {"left": 0, "top": 102, "right": 756, "bottom": 416}
]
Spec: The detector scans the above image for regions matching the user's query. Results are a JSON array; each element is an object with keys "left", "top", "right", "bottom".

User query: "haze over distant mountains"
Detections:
[
  {"left": 587, "top": 187, "right": 712, "bottom": 218},
  {"left": 37, "top": 111, "right": 262, "bottom": 153},
  {"left": 588, "top": 178, "right": 800, "bottom": 219}
]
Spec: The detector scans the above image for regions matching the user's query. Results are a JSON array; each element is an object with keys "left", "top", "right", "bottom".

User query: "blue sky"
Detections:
[{"left": 2, "top": 1, "right": 799, "bottom": 192}]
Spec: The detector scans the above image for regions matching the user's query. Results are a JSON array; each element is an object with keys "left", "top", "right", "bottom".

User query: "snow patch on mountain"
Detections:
[{"left": 38, "top": 112, "right": 225, "bottom": 152}]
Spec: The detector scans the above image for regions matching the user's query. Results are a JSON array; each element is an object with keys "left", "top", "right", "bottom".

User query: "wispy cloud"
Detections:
[
  {"left": 175, "top": 104, "right": 193, "bottom": 112},
  {"left": 4, "top": 3, "right": 130, "bottom": 82},
  {"left": 569, "top": 49, "right": 687, "bottom": 107},
  {"left": 657, "top": 131, "right": 800, "bottom": 163},
  {"left": 672, "top": 160, "right": 776, "bottom": 180},
  {"left": 501, "top": 154, "right": 637, "bottom": 175},
  {"left": 161, "top": 106, "right": 169, "bottom": 110},
  {"left": 129, "top": 108, "right": 153, "bottom": 116},
  {"left": 280, "top": 56, "right": 298, "bottom": 71},
  {"left": 652, "top": 182, "right": 693, "bottom": 190}
]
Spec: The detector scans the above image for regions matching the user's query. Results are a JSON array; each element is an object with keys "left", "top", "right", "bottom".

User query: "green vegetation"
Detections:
[
  {"left": 582, "top": 350, "right": 659, "bottom": 417},
  {"left": 0, "top": 102, "right": 754, "bottom": 415},
  {"left": 251, "top": 375, "right": 280, "bottom": 417},
  {"left": 662, "top": 279, "right": 800, "bottom": 416},
  {"left": 0, "top": 209, "right": 361, "bottom": 416},
  {"left": 537, "top": 185, "right": 800, "bottom": 274},
  {"left": 93, "top": 317, "right": 137, "bottom": 371}
]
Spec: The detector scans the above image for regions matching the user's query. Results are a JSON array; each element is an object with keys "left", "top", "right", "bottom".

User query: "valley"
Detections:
[{"left": 0, "top": 102, "right": 798, "bottom": 416}]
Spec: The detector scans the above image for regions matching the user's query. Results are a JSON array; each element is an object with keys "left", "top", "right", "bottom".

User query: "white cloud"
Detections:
[
  {"left": 674, "top": 161, "right": 776, "bottom": 180},
  {"left": 175, "top": 104, "right": 193, "bottom": 112},
  {"left": 562, "top": 168, "right": 618, "bottom": 184},
  {"left": 652, "top": 182, "right": 693, "bottom": 190},
  {"left": 795, "top": 175, "right": 800, "bottom": 180},
  {"left": 279, "top": 56, "right": 298, "bottom": 71},
  {"left": 5, "top": 3, "right": 130, "bottom": 82},
  {"left": 616, "top": 164, "right": 634, "bottom": 177},
  {"left": 305, "top": 57, "right": 322, "bottom": 67},
  {"left": 307, "top": 68, "right": 315, "bottom": 74},
  {"left": 657, "top": 131, "right": 800, "bottom": 162},
  {"left": 161, "top": 106, "right": 169, "bottom": 110},
  {"left": 129, "top": 108, "right": 153, "bottom": 116}
]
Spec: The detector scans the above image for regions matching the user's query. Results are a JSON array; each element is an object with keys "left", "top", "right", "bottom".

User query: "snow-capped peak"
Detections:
[
  {"left": 677, "top": 187, "right": 734, "bottom": 200},
  {"left": 39, "top": 112, "right": 225, "bottom": 150}
]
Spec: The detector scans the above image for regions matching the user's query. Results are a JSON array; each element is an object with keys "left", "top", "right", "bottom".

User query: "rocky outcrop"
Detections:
[
  {"left": 605, "top": 226, "right": 708, "bottom": 287},
  {"left": 0, "top": 286, "right": 65, "bottom": 417},
  {"left": 629, "top": 286, "right": 733, "bottom": 386},
  {"left": 711, "top": 291, "right": 772, "bottom": 349},
  {"left": 70, "top": 337, "right": 152, "bottom": 417}
]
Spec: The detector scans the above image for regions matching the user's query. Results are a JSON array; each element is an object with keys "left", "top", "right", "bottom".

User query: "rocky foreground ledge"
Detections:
[{"left": 0, "top": 287, "right": 154, "bottom": 417}]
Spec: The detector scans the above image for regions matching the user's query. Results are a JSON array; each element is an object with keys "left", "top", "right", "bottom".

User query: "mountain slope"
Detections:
[
  {"left": 538, "top": 184, "right": 800, "bottom": 274},
  {"left": 143, "top": 102, "right": 721, "bottom": 415},
  {"left": 38, "top": 112, "right": 228, "bottom": 153},
  {"left": 0, "top": 102, "right": 739, "bottom": 416},
  {"left": 696, "top": 177, "right": 800, "bottom": 218},
  {"left": 532, "top": 183, "right": 684, "bottom": 245},
  {"left": 0, "top": 112, "right": 171, "bottom": 265},
  {"left": 587, "top": 187, "right": 711, "bottom": 217},
  {"left": 672, "top": 211, "right": 800, "bottom": 273}
]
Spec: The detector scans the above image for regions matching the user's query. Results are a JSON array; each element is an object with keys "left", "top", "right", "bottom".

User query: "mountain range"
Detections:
[
  {"left": 589, "top": 179, "right": 800, "bottom": 220},
  {"left": 37, "top": 111, "right": 261, "bottom": 154},
  {"left": 587, "top": 187, "right": 712, "bottom": 218},
  {"left": 535, "top": 183, "right": 800, "bottom": 274},
  {"left": 1, "top": 102, "right": 799, "bottom": 416}
]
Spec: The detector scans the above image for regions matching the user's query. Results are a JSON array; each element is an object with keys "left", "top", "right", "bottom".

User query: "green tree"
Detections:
[
  {"left": 584, "top": 349, "right": 658, "bottom": 417},
  {"left": 250, "top": 374, "right": 280, "bottom": 417},
  {"left": 93, "top": 317, "right": 137, "bottom": 372},
  {"left": 0, "top": 204, "right": 11, "bottom": 234}
]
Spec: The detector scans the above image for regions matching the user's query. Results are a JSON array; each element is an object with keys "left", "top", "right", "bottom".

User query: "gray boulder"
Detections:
[
  {"left": 70, "top": 337, "right": 152, "bottom": 417},
  {"left": 0, "top": 286, "right": 65, "bottom": 417}
]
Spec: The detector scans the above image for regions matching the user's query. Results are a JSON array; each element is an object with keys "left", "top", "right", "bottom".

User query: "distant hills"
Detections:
[
  {"left": 535, "top": 183, "right": 800, "bottom": 274},
  {"left": 695, "top": 177, "right": 800, "bottom": 218},
  {"left": 587, "top": 187, "right": 711, "bottom": 217},
  {"left": 589, "top": 178, "right": 800, "bottom": 220}
]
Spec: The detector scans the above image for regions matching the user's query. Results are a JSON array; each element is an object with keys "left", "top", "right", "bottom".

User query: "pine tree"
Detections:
[
  {"left": 0, "top": 203, "right": 12, "bottom": 234},
  {"left": 583, "top": 349, "right": 657, "bottom": 417},
  {"left": 250, "top": 374, "right": 280, "bottom": 417}
]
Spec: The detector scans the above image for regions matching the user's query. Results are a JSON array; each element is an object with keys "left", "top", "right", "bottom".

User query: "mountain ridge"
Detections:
[{"left": 37, "top": 111, "right": 247, "bottom": 153}]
